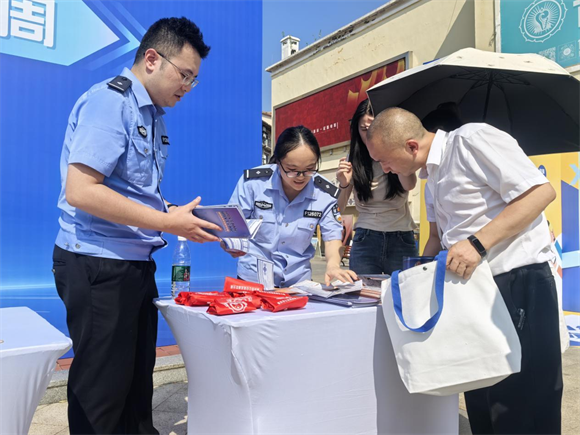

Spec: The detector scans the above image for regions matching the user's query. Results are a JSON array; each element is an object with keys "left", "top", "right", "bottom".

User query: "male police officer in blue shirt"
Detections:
[{"left": 53, "top": 18, "right": 221, "bottom": 434}]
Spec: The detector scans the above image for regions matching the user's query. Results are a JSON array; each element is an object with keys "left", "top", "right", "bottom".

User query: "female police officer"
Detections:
[{"left": 224, "top": 126, "right": 358, "bottom": 287}]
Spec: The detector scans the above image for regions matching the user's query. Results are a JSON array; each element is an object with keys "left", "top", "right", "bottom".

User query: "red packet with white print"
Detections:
[
  {"left": 174, "top": 292, "right": 194, "bottom": 306},
  {"left": 254, "top": 291, "right": 289, "bottom": 300},
  {"left": 187, "top": 292, "right": 225, "bottom": 306},
  {"left": 175, "top": 292, "right": 223, "bottom": 306},
  {"left": 223, "top": 295, "right": 262, "bottom": 308},
  {"left": 260, "top": 295, "right": 308, "bottom": 312},
  {"left": 226, "top": 289, "right": 256, "bottom": 298},
  {"left": 207, "top": 296, "right": 260, "bottom": 316},
  {"left": 223, "top": 277, "right": 263, "bottom": 296}
]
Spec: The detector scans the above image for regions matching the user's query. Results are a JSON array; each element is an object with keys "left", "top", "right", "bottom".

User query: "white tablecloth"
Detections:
[
  {"left": 0, "top": 307, "right": 72, "bottom": 435},
  {"left": 155, "top": 299, "right": 458, "bottom": 435}
]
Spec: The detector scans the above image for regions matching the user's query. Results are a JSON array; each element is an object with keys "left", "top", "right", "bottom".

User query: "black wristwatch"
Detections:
[
  {"left": 167, "top": 203, "right": 178, "bottom": 209},
  {"left": 467, "top": 235, "right": 487, "bottom": 259}
]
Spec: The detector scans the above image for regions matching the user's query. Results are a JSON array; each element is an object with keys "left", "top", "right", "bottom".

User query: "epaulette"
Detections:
[
  {"left": 107, "top": 76, "right": 132, "bottom": 93},
  {"left": 313, "top": 175, "right": 340, "bottom": 198},
  {"left": 244, "top": 167, "right": 273, "bottom": 180}
]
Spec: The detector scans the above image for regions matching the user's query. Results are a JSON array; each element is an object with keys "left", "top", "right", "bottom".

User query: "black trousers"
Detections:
[
  {"left": 53, "top": 246, "right": 159, "bottom": 435},
  {"left": 465, "top": 262, "right": 563, "bottom": 435}
]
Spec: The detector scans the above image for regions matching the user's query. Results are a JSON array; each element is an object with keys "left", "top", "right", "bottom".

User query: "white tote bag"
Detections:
[{"left": 381, "top": 251, "right": 522, "bottom": 396}]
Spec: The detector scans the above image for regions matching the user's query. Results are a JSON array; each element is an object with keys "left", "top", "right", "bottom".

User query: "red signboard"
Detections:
[{"left": 274, "top": 58, "right": 405, "bottom": 147}]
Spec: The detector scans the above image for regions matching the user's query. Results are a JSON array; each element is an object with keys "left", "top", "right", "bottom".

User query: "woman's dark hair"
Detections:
[
  {"left": 422, "top": 102, "right": 463, "bottom": 133},
  {"left": 135, "top": 17, "right": 211, "bottom": 64},
  {"left": 349, "top": 99, "right": 405, "bottom": 202},
  {"left": 269, "top": 125, "right": 321, "bottom": 164}
]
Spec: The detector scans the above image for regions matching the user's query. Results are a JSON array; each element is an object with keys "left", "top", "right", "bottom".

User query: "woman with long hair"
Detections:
[{"left": 336, "top": 99, "right": 418, "bottom": 275}]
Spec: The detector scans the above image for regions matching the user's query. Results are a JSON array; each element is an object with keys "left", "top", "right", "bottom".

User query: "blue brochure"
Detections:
[{"left": 192, "top": 205, "right": 254, "bottom": 238}]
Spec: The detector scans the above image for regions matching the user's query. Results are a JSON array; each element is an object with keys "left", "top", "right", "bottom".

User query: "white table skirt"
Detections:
[
  {"left": 155, "top": 299, "right": 458, "bottom": 435},
  {"left": 0, "top": 307, "right": 72, "bottom": 435}
]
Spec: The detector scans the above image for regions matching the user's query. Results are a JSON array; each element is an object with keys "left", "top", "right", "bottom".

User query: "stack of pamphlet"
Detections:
[{"left": 290, "top": 279, "right": 382, "bottom": 307}]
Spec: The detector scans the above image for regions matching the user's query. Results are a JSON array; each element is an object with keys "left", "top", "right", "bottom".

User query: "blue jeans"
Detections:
[{"left": 349, "top": 229, "right": 418, "bottom": 275}]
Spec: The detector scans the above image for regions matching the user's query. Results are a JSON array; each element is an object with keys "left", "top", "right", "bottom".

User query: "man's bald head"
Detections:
[
  {"left": 367, "top": 107, "right": 427, "bottom": 150},
  {"left": 365, "top": 107, "right": 433, "bottom": 176}
]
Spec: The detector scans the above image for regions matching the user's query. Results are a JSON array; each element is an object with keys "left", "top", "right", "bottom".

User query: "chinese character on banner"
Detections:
[{"left": 0, "top": 0, "right": 55, "bottom": 47}]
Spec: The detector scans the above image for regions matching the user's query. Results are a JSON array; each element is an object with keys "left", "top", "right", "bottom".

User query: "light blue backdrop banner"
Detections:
[
  {"left": 500, "top": 0, "right": 580, "bottom": 68},
  {"left": 0, "top": 0, "right": 262, "bottom": 351}
]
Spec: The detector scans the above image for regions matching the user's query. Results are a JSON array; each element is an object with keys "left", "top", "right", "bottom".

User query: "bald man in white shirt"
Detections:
[{"left": 366, "top": 107, "right": 562, "bottom": 435}]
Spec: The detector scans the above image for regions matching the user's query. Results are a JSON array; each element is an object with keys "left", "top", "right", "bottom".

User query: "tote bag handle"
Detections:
[{"left": 390, "top": 251, "right": 448, "bottom": 333}]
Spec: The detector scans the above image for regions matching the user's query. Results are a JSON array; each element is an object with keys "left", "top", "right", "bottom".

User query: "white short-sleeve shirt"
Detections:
[{"left": 420, "top": 124, "right": 552, "bottom": 276}]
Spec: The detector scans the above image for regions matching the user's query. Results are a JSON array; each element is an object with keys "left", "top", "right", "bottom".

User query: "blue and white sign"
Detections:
[
  {"left": 520, "top": 0, "right": 567, "bottom": 43},
  {"left": 0, "top": 0, "right": 262, "bottom": 354},
  {"left": 500, "top": 0, "right": 580, "bottom": 68}
]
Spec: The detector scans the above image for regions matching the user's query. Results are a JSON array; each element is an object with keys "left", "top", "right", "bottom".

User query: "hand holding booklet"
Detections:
[
  {"left": 220, "top": 219, "right": 263, "bottom": 253},
  {"left": 192, "top": 205, "right": 262, "bottom": 252}
]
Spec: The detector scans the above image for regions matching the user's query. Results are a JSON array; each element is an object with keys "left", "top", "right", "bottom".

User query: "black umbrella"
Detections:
[{"left": 367, "top": 48, "right": 579, "bottom": 156}]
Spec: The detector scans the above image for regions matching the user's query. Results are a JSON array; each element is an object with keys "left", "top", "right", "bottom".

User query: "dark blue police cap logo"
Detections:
[{"left": 138, "top": 126, "right": 147, "bottom": 138}]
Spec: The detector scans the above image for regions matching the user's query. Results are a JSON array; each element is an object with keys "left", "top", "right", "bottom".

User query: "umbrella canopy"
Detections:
[{"left": 367, "top": 48, "right": 579, "bottom": 156}]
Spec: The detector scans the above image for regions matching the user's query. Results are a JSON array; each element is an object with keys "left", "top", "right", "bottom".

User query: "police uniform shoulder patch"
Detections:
[
  {"left": 313, "top": 175, "right": 340, "bottom": 198},
  {"left": 244, "top": 167, "right": 273, "bottom": 180},
  {"left": 332, "top": 204, "right": 342, "bottom": 223},
  {"left": 107, "top": 75, "right": 132, "bottom": 93}
]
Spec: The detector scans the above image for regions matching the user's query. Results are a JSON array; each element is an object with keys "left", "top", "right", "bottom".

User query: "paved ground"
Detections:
[
  {"left": 30, "top": 257, "right": 580, "bottom": 434},
  {"left": 31, "top": 381, "right": 189, "bottom": 435}
]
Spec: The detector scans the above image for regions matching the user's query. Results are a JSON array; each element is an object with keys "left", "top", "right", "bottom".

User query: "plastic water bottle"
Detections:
[{"left": 171, "top": 236, "right": 191, "bottom": 298}]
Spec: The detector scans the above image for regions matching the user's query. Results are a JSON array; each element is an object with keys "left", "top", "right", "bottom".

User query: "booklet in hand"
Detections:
[
  {"left": 220, "top": 219, "right": 263, "bottom": 253},
  {"left": 192, "top": 205, "right": 262, "bottom": 239}
]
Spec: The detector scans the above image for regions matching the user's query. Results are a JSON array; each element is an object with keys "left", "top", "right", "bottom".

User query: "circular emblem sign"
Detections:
[{"left": 519, "top": 0, "right": 567, "bottom": 43}]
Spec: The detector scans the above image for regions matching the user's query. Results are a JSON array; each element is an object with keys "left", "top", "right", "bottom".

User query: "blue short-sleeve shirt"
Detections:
[
  {"left": 55, "top": 68, "right": 169, "bottom": 260},
  {"left": 228, "top": 164, "right": 343, "bottom": 287}
]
